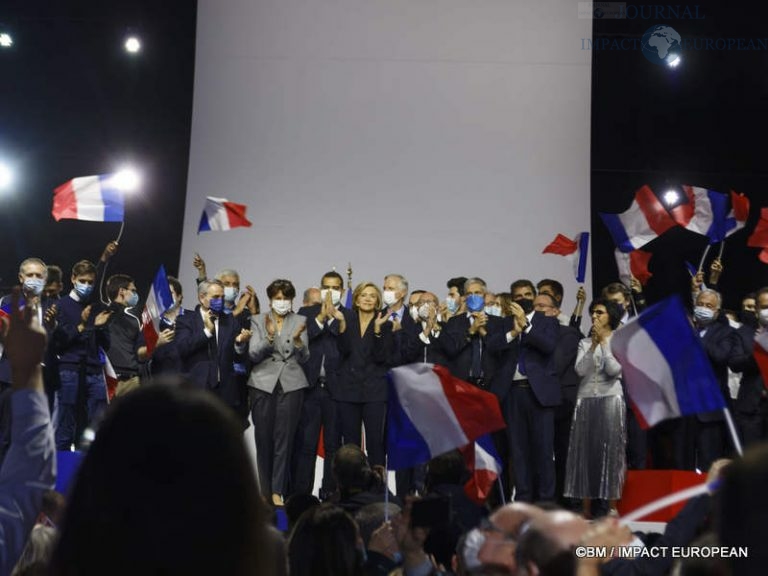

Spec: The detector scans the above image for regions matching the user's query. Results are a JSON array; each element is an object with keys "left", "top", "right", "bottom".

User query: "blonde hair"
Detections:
[{"left": 352, "top": 282, "right": 382, "bottom": 311}]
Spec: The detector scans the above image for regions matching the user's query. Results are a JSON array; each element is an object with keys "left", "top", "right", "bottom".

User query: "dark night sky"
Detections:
[
  {"left": 0, "top": 0, "right": 196, "bottom": 297},
  {"left": 590, "top": 1, "right": 768, "bottom": 309},
  {"left": 2, "top": 1, "right": 768, "bottom": 310}
]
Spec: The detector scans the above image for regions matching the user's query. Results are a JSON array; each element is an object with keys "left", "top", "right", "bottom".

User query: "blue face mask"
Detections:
[
  {"left": 466, "top": 294, "right": 485, "bottom": 313},
  {"left": 209, "top": 297, "right": 224, "bottom": 313},
  {"left": 445, "top": 297, "right": 459, "bottom": 314},
  {"left": 126, "top": 291, "right": 139, "bottom": 308},
  {"left": 75, "top": 282, "right": 93, "bottom": 299},
  {"left": 23, "top": 277, "right": 45, "bottom": 297}
]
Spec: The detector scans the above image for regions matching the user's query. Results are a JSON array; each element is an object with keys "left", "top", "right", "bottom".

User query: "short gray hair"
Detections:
[
  {"left": 198, "top": 279, "right": 224, "bottom": 297},
  {"left": 697, "top": 288, "right": 722, "bottom": 309},
  {"left": 19, "top": 257, "right": 47, "bottom": 279},
  {"left": 384, "top": 274, "right": 408, "bottom": 293},
  {"left": 464, "top": 277, "right": 487, "bottom": 293},
  {"left": 214, "top": 269, "right": 240, "bottom": 283}
]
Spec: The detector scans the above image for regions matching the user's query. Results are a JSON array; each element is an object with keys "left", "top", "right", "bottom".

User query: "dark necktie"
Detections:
[{"left": 470, "top": 336, "right": 482, "bottom": 379}]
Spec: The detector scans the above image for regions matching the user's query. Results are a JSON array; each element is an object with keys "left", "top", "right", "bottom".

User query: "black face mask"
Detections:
[
  {"left": 517, "top": 298, "right": 534, "bottom": 314},
  {"left": 740, "top": 310, "right": 758, "bottom": 329}
]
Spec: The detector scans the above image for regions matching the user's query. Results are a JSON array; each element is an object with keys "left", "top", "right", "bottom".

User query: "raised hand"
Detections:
[
  {"left": 691, "top": 271, "right": 704, "bottom": 294},
  {"left": 629, "top": 275, "right": 643, "bottom": 294},
  {"left": 193, "top": 253, "right": 207, "bottom": 280},
  {"left": 576, "top": 285, "right": 586, "bottom": 304},
  {"left": 373, "top": 312, "right": 389, "bottom": 334},
  {"left": 203, "top": 310, "right": 216, "bottom": 334},
  {"left": 100, "top": 240, "right": 119, "bottom": 263},
  {"left": 245, "top": 285, "right": 259, "bottom": 314},
  {"left": 156, "top": 328, "right": 175, "bottom": 347},
  {"left": 292, "top": 323, "right": 306, "bottom": 346},
  {"left": 235, "top": 328, "right": 252, "bottom": 344},
  {"left": 265, "top": 314, "right": 276, "bottom": 339},
  {"left": 44, "top": 303, "right": 58, "bottom": 329},
  {"left": 94, "top": 309, "right": 113, "bottom": 327},
  {"left": 709, "top": 257, "right": 723, "bottom": 285}
]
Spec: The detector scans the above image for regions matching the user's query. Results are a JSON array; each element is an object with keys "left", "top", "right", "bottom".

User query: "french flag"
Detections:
[
  {"left": 198, "top": 197, "right": 252, "bottom": 233},
  {"left": 747, "top": 207, "right": 768, "bottom": 263},
  {"left": 460, "top": 434, "right": 503, "bottom": 505},
  {"left": 614, "top": 248, "right": 653, "bottom": 286},
  {"left": 99, "top": 348, "right": 119, "bottom": 402},
  {"left": 542, "top": 232, "right": 590, "bottom": 283},
  {"left": 724, "top": 191, "right": 749, "bottom": 237},
  {"left": 140, "top": 266, "right": 174, "bottom": 355},
  {"left": 386, "top": 363, "right": 506, "bottom": 470},
  {"left": 599, "top": 185, "right": 678, "bottom": 253},
  {"left": 611, "top": 296, "right": 725, "bottom": 429},
  {"left": 52, "top": 175, "right": 125, "bottom": 222},
  {"left": 669, "top": 186, "right": 731, "bottom": 243}
]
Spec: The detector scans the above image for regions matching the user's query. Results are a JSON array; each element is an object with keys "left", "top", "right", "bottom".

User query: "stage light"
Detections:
[
  {"left": 663, "top": 189, "right": 679, "bottom": 206},
  {"left": 124, "top": 36, "right": 141, "bottom": 54},
  {"left": 0, "top": 33, "right": 12, "bottom": 48},
  {"left": 0, "top": 163, "right": 13, "bottom": 190},
  {"left": 667, "top": 55, "right": 681, "bottom": 68},
  {"left": 111, "top": 168, "right": 141, "bottom": 191}
]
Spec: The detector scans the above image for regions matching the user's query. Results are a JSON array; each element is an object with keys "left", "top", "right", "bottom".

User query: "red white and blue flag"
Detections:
[
  {"left": 198, "top": 197, "right": 252, "bottom": 233},
  {"left": 542, "top": 232, "right": 590, "bottom": 283},
  {"left": 747, "top": 207, "right": 768, "bottom": 263},
  {"left": 140, "top": 266, "right": 174, "bottom": 355},
  {"left": 102, "top": 350, "right": 119, "bottom": 402},
  {"left": 599, "top": 185, "right": 678, "bottom": 253},
  {"left": 611, "top": 296, "right": 725, "bottom": 429},
  {"left": 669, "top": 186, "right": 749, "bottom": 243},
  {"left": 52, "top": 175, "right": 125, "bottom": 222},
  {"left": 386, "top": 363, "right": 505, "bottom": 470},
  {"left": 615, "top": 248, "right": 653, "bottom": 286},
  {"left": 461, "top": 434, "right": 503, "bottom": 505}
]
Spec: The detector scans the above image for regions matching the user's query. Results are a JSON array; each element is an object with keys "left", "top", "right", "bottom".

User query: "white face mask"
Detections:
[
  {"left": 759, "top": 309, "right": 768, "bottom": 327},
  {"left": 223, "top": 286, "right": 238, "bottom": 303},
  {"left": 271, "top": 299, "right": 291, "bottom": 316},
  {"left": 320, "top": 288, "right": 341, "bottom": 306},
  {"left": 418, "top": 303, "right": 432, "bottom": 320},
  {"left": 382, "top": 290, "right": 398, "bottom": 307},
  {"left": 409, "top": 305, "right": 420, "bottom": 321},
  {"left": 484, "top": 305, "right": 502, "bottom": 317}
]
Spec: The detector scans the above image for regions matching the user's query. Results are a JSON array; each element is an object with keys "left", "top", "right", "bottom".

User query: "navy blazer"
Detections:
[
  {"left": 335, "top": 308, "right": 393, "bottom": 403},
  {"left": 174, "top": 306, "right": 244, "bottom": 409},
  {"left": 401, "top": 318, "right": 452, "bottom": 367},
  {"left": 297, "top": 304, "right": 345, "bottom": 396},
  {"left": 487, "top": 312, "right": 560, "bottom": 407},
  {"left": 441, "top": 314, "right": 504, "bottom": 386}
]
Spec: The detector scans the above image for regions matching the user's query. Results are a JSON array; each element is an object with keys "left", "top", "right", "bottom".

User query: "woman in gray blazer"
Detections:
[{"left": 248, "top": 279, "right": 309, "bottom": 506}]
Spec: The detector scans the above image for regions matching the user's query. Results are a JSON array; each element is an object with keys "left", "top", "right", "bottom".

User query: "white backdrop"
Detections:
[{"left": 180, "top": 0, "right": 593, "bottom": 309}]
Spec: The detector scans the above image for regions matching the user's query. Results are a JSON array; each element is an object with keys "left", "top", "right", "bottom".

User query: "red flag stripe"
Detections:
[{"left": 636, "top": 185, "right": 678, "bottom": 236}]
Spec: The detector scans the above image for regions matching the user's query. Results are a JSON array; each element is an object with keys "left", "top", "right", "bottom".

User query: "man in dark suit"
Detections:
[
  {"left": 382, "top": 273, "right": 420, "bottom": 366},
  {"left": 175, "top": 279, "right": 251, "bottom": 415},
  {"left": 493, "top": 292, "right": 560, "bottom": 502},
  {"left": 686, "top": 288, "right": 736, "bottom": 469},
  {"left": 731, "top": 287, "right": 768, "bottom": 447},
  {"left": 292, "top": 271, "right": 346, "bottom": 498}
]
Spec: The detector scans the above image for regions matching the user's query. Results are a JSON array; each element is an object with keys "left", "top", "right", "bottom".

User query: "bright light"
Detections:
[
  {"left": 124, "top": 36, "right": 141, "bottom": 54},
  {"left": 663, "top": 190, "right": 679, "bottom": 205},
  {"left": 0, "top": 163, "right": 12, "bottom": 190},
  {"left": 667, "top": 56, "right": 681, "bottom": 68},
  {"left": 111, "top": 168, "right": 141, "bottom": 191},
  {"left": 0, "top": 33, "right": 12, "bottom": 48}
]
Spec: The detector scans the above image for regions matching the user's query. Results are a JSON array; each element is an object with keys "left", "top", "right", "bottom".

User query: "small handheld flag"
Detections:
[
  {"left": 53, "top": 175, "right": 125, "bottom": 222},
  {"left": 198, "top": 197, "right": 252, "bottom": 233},
  {"left": 542, "top": 232, "right": 589, "bottom": 283},
  {"left": 140, "top": 266, "right": 175, "bottom": 355},
  {"left": 615, "top": 248, "right": 652, "bottom": 286}
]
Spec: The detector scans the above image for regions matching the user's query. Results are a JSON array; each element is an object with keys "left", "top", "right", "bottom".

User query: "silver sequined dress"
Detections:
[{"left": 564, "top": 335, "right": 627, "bottom": 500}]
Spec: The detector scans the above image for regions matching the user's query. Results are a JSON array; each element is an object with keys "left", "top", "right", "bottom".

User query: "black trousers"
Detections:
[
  {"left": 251, "top": 383, "right": 303, "bottom": 496},
  {"left": 509, "top": 385, "right": 555, "bottom": 502},
  {"left": 291, "top": 384, "right": 340, "bottom": 496},
  {"left": 338, "top": 400, "right": 387, "bottom": 467}
]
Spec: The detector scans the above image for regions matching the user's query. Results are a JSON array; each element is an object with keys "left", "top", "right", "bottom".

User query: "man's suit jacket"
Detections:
[
  {"left": 401, "top": 319, "right": 451, "bottom": 367},
  {"left": 0, "top": 295, "right": 57, "bottom": 385},
  {"left": 175, "top": 306, "right": 244, "bottom": 408},
  {"left": 441, "top": 313, "right": 503, "bottom": 386},
  {"left": 487, "top": 312, "right": 560, "bottom": 407},
  {"left": 697, "top": 315, "right": 737, "bottom": 421},
  {"left": 553, "top": 324, "right": 583, "bottom": 405},
  {"left": 248, "top": 312, "right": 309, "bottom": 394},
  {"left": 335, "top": 308, "right": 393, "bottom": 403},
  {"left": 386, "top": 307, "right": 419, "bottom": 367},
  {"left": 297, "top": 304, "right": 344, "bottom": 397}
]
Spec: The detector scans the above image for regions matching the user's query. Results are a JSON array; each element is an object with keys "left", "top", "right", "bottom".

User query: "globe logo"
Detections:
[{"left": 641, "top": 25, "right": 682, "bottom": 65}]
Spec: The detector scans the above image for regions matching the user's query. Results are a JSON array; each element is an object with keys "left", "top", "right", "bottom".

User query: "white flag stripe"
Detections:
[
  {"left": 475, "top": 443, "right": 501, "bottom": 474},
  {"left": 392, "top": 364, "right": 469, "bottom": 454},
  {"left": 71, "top": 176, "right": 106, "bottom": 221},
  {"left": 614, "top": 322, "right": 681, "bottom": 424}
]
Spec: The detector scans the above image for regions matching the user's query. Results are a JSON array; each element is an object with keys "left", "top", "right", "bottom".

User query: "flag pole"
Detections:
[
  {"left": 384, "top": 454, "right": 390, "bottom": 522},
  {"left": 717, "top": 241, "right": 725, "bottom": 260},
  {"left": 723, "top": 406, "right": 743, "bottom": 456},
  {"left": 697, "top": 244, "right": 711, "bottom": 273},
  {"left": 620, "top": 482, "right": 710, "bottom": 524},
  {"left": 116, "top": 220, "right": 126, "bottom": 244},
  {"left": 497, "top": 476, "right": 506, "bottom": 505}
]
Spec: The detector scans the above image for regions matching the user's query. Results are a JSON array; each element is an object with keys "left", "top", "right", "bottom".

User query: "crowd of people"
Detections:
[{"left": 1, "top": 244, "right": 768, "bottom": 575}]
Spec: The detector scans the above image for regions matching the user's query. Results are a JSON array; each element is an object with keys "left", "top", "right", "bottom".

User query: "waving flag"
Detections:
[
  {"left": 725, "top": 191, "right": 749, "bottom": 237},
  {"left": 611, "top": 296, "right": 725, "bottom": 428},
  {"left": 542, "top": 232, "right": 590, "bottom": 282},
  {"left": 599, "top": 185, "right": 678, "bottom": 253},
  {"left": 668, "top": 186, "right": 730, "bottom": 243},
  {"left": 460, "top": 434, "right": 503, "bottom": 505},
  {"left": 53, "top": 175, "right": 125, "bottom": 222},
  {"left": 387, "top": 363, "right": 505, "bottom": 470},
  {"left": 198, "top": 197, "right": 252, "bottom": 233},
  {"left": 615, "top": 248, "right": 653, "bottom": 286},
  {"left": 747, "top": 208, "right": 768, "bottom": 264},
  {"left": 140, "top": 266, "right": 174, "bottom": 355}
]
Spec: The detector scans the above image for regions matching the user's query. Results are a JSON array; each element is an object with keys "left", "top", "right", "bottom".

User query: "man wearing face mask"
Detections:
[
  {"left": 52, "top": 259, "right": 113, "bottom": 450},
  {"left": 292, "top": 271, "right": 347, "bottom": 498},
  {"left": 441, "top": 277, "right": 467, "bottom": 323},
  {"left": 175, "top": 280, "right": 252, "bottom": 416},
  {"left": 151, "top": 276, "right": 186, "bottom": 376},
  {"left": 683, "top": 288, "right": 736, "bottom": 471},
  {"left": 382, "top": 274, "right": 419, "bottom": 367},
  {"left": 730, "top": 287, "right": 768, "bottom": 448},
  {"left": 105, "top": 274, "right": 173, "bottom": 397}
]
